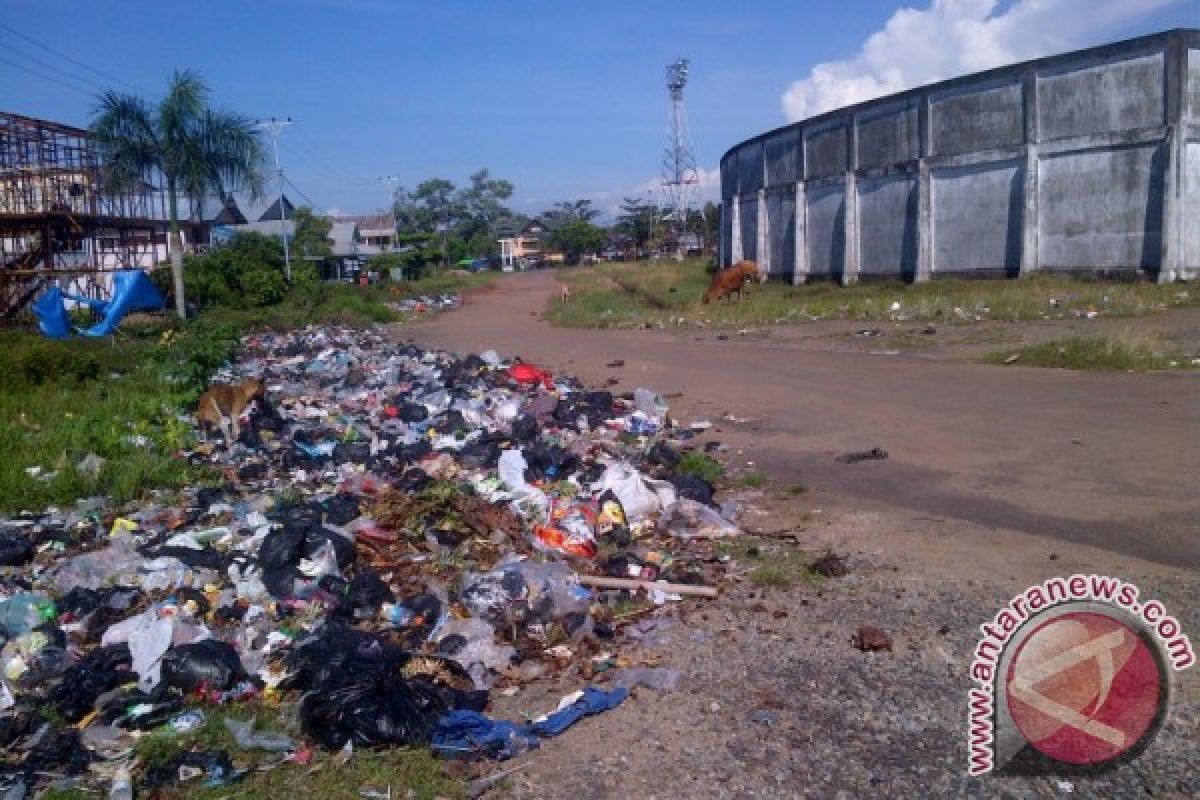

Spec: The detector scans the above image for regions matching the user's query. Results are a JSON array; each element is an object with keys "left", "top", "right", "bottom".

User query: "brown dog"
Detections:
[
  {"left": 195, "top": 378, "right": 265, "bottom": 444},
  {"left": 702, "top": 259, "right": 765, "bottom": 304}
]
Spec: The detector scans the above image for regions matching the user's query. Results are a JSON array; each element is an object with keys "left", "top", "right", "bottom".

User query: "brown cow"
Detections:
[{"left": 702, "top": 259, "right": 765, "bottom": 304}]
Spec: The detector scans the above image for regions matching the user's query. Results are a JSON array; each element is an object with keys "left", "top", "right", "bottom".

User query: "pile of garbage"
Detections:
[
  {"left": 387, "top": 293, "right": 461, "bottom": 314},
  {"left": 0, "top": 326, "right": 739, "bottom": 795}
]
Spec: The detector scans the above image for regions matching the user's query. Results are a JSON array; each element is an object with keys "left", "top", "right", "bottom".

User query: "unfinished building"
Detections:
[{"left": 0, "top": 111, "right": 168, "bottom": 319}]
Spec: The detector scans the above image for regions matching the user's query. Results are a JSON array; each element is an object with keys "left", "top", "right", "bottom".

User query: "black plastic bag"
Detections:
[
  {"left": 299, "top": 664, "right": 462, "bottom": 749},
  {"left": 322, "top": 493, "right": 361, "bottom": 525},
  {"left": 302, "top": 525, "right": 355, "bottom": 568},
  {"left": 160, "top": 640, "right": 251, "bottom": 693},
  {"left": 396, "top": 402, "right": 428, "bottom": 422},
  {"left": 0, "top": 531, "right": 34, "bottom": 567},
  {"left": 48, "top": 643, "right": 132, "bottom": 722},
  {"left": 510, "top": 413, "right": 538, "bottom": 442},
  {"left": 668, "top": 473, "right": 715, "bottom": 506},
  {"left": 21, "top": 726, "right": 90, "bottom": 776},
  {"left": 646, "top": 440, "right": 680, "bottom": 469},
  {"left": 258, "top": 526, "right": 305, "bottom": 571}
]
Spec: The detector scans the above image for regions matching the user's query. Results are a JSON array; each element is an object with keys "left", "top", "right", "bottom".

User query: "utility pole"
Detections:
[
  {"left": 256, "top": 117, "right": 293, "bottom": 280},
  {"left": 376, "top": 174, "right": 402, "bottom": 253}
]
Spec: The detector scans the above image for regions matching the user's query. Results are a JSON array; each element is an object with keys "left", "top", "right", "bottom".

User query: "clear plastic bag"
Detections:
[{"left": 663, "top": 498, "right": 740, "bottom": 538}]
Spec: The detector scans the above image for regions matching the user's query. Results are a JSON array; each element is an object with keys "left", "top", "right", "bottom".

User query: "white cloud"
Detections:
[{"left": 781, "top": 0, "right": 1181, "bottom": 122}]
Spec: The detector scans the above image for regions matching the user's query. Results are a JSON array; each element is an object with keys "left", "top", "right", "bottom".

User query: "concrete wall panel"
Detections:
[
  {"left": 720, "top": 30, "right": 1194, "bottom": 277},
  {"left": 721, "top": 155, "right": 737, "bottom": 201},
  {"left": 721, "top": 200, "right": 733, "bottom": 264},
  {"left": 738, "top": 195, "right": 759, "bottom": 262},
  {"left": 805, "top": 125, "right": 847, "bottom": 179},
  {"left": 1038, "top": 143, "right": 1164, "bottom": 269},
  {"left": 1183, "top": 142, "right": 1200, "bottom": 268},
  {"left": 930, "top": 81, "right": 1024, "bottom": 156},
  {"left": 857, "top": 174, "right": 917, "bottom": 277},
  {"left": 857, "top": 103, "right": 918, "bottom": 169},
  {"left": 1038, "top": 52, "right": 1165, "bottom": 140},
  {"left": 805, "top": 184, "right": 844, "bottom": 279},
  {"left": 1188, "top": 49, "right": 1200, "bottom": 121},
  {"left": 765, "top": 130, "right": 801, "bottom": 187},
  {"left": 932, "top": 161, "right": 1023, "bottom": 272},
  {"left": 766, "top": 189, "right": 796, "bottom": 280},
  {"left": 738, "top": 143, "right": 764, "bottom": 193}
]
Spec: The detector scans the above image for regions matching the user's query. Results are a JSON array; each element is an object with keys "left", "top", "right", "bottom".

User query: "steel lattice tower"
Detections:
[{"left": 662, "top": 58, "right": 698, "bottom": 248}]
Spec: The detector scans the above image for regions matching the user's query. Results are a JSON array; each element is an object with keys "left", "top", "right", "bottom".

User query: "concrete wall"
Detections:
[{"left": 720, "top": 29, "right": 1199, "bottom": 283}]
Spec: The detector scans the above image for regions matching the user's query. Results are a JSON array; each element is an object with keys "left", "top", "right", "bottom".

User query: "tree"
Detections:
[
  {"left": 615, "top": 196, "right": 662, "bottom": 254},
  {"left": 546, "top": 220, "right": 606, "bottom": 265},
  {"left": 456, "top": 169, "right": 513, "bottom": 257},
  {"left": 291, "top": 206, "right": 332, "bottom": 260},
  {"left": 543, "top": 199, "right": 599, "bottom": 229},
  {"left": 92, "top": 70, "right": 265, "bottom": 319}
]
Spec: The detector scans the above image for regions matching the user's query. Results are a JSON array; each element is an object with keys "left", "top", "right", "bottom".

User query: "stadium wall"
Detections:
[{"left": 719, "top": 29, "right": 1200, "bottom": 283}]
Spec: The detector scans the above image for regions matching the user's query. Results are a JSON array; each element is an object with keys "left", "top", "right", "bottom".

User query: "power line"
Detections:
[
  {"left": 0, "top": 54, "right": 95, "bottom": 97},
  {"left": 283, "top": 176, "right": 327, "bottom": 214},
  {"left": 1, "top": 41, "right": 109, "bottom": 94},
  {"left": 291, "top": 123, "right": 366, "bottom": 183},
  {"left": 0, "top": 22, "right": 147, "bottom": 95}
]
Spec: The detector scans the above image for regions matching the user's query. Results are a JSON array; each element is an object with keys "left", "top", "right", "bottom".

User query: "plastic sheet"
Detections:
[{"left": 663, "top": 498, "right": 740, "bottom": 538}]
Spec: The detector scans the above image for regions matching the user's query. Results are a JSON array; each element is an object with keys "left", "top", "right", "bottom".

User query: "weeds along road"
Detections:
[{"left": 406, "top": 270, "right": 1200, "bottom": 569}]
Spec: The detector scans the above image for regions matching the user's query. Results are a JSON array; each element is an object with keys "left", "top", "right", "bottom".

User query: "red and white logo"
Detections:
[{"left": 1005, "top": 610, "right": 1165, "bottom": 767}]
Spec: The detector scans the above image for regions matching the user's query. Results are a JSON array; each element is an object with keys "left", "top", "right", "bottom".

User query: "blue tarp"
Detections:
[
  {"left": 32, "top": 270, "right": 166, "bottom": 339},
  {"left": 33, "top": 286, "right": 72, "bottom": 339},
  {"left": 432, "top": 686, "right": 628, "bottom": 760}
]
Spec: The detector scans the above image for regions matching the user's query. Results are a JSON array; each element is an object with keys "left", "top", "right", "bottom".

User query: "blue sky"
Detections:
[{"left": 1, "top": 1, "right": 1192, "bottom": 220}]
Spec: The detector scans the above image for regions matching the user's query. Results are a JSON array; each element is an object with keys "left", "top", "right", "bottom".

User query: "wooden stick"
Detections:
[{"left": 577, "top": 574, "right": 718, "bottom": 598}]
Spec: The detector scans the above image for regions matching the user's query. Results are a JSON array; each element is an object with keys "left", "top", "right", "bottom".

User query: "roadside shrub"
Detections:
[{"left": 184, "top": 232, "right": 288, "bottom": 309}]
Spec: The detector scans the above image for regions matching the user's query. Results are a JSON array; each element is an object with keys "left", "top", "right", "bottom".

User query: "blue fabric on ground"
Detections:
[
  {"left": 432, "top": 711, "right": 540, "bottom": 760},
  {"left": 432, "top": 685, "right": 628, "bottom": 760},
  {"left": 79, "top": 270, "right": 165, "bottom": 337},
  {"left": 527, "top": 686, "right": 628, "bottom": 736},
  {"left": 33, "top": 270, "right": 165, "bottom": 339},
  {"left": 33, "top": 286, "right": 71, "bottom": 339}
]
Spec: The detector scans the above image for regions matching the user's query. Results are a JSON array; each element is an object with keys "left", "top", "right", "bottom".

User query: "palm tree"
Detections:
[{"left": 92, "top": 70, "right": 265, "bottom": 318}]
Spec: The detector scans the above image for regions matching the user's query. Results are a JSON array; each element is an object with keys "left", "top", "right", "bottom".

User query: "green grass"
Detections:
[
  {"left": 0, "top": 319, "right": 240, "bottom": 513},
  {"left": 131, "top": 706, "right": 461, "bottom": 800},
  {"left": 740, "top": 539, "right": 824, "bottom": 590},
  {"left": 733, "top": 470, "right": 769, "bottom": 489},
  {"left": 401, "top": 268, "right": 497, "bottom": 296},
  {"left": 676, "top": 451, "right": 724, "bottom": 484},
  {"left": 982, "top": 334, "right": 1198, "bottom": 371},
  {"left": 546, "top": 260, "right": 1197, "bottom": 329}
]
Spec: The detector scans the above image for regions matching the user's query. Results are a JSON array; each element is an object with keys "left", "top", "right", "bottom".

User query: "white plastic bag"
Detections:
[{"left": 591, "top": 462, "right": 677, "bottom": 522}]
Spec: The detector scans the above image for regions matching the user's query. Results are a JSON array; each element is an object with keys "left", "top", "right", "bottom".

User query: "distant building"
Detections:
[
  {"left": 498, "top": 219, "right": 546, "bottom": 269},
  {"left": 334, "top": 212, "right": 396, "bottom": 252}
]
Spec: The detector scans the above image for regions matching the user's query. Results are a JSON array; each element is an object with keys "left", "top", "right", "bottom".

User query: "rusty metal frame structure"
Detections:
[{"left": 0, "top": 111, "right": 168, "bottom": 319}]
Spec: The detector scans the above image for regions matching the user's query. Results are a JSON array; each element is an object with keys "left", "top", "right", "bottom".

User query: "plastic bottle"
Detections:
[
  {"left": 109, "top": 766, "right": 132, "bottom": 800},
  {"left": 0, "top": 594, "right": 55, "bottom": 637}
]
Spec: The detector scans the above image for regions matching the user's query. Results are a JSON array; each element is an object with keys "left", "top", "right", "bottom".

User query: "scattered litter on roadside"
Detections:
[
  {"left": 387, "top": 293, "right": 461, "bottom": 314},
  {"left": 853, "top": 625, "right": 893, "bottom": 652},
  {"left": 835, "top": 447, "right": 888, "bottom": 464},
  {"left": 808, "top": 553, "right": 848, "bottom": 578},
  {"left": 0, "top": 325, "right": 741, "bottom": 795}
]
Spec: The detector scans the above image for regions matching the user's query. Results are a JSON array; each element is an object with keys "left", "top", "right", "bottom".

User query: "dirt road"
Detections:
[{"left": 409, "top": 270, "right": 1199, "bottom": 568}]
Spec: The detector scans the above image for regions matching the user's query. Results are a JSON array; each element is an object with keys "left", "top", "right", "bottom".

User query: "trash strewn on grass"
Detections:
[{"left": 0, "top": 325, "right": 738, "bottom": 794}]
